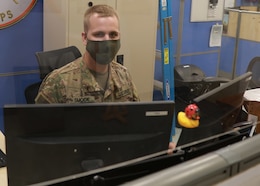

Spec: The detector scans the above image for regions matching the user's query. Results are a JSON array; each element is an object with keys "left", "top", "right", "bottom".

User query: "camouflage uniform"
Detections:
[{"left": 35, "top": 58, "right": 140, "bottom": 103}]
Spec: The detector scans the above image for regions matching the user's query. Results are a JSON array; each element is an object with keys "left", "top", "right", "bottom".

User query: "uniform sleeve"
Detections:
[
  {"left": 35, "top": 75, "right": 65, "bottom": 104},
  {"left": 132, "top": 81, "right": 140, "bottom": 102},
  {"left": 125, "top": 70, "right": 140, "bottom": 102}
]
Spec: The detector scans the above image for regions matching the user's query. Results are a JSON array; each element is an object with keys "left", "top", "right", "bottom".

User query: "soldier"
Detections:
[
  {"left": 35, "top": 4, "right": 140, "bottom": 103},
  {"left": 35, "top": 4, "right": 176, "bottom": 154}
]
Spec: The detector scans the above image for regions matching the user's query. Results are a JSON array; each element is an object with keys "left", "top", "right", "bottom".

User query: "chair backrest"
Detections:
[
  {"left": 36, "top": 46, "right": 82, "bottom": 80},
  {"left": 247, "top": 56, "right": 260, "bottom": 89},
  {"left": 174, "top": 64, "right": 230, "bottom": 103},
  {"left": 24, "top": 46, "right": 82, "bottom": 104},
  {"left": 174, "top": 64, "right": 205, "bottom": 82},
  {"left": 24, "top": 82, "right": 42, "bottom": 104}
]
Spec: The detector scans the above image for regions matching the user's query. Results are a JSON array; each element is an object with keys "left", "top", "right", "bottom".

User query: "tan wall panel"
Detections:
[{"left": 240, "top": 12, "right": 260, "bottom": 42}]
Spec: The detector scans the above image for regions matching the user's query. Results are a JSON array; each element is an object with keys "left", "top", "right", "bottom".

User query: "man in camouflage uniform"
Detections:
[{"left": 35, "top": 4, "right": 139, "bottom": 103}]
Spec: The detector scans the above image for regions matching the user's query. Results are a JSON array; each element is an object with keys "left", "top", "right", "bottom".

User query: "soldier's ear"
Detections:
[{"left": 82, "top": 32, "right": 87, "bottom": 45}]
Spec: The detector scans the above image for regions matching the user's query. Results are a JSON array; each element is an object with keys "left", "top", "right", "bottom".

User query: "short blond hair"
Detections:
[{"left": 83, "top": 4, "right": 119, "bottom": 32}]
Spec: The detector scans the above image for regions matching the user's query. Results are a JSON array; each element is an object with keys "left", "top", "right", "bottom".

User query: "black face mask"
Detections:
[{"left": 86, "top": 39, "right": 121, "bottom": 65}]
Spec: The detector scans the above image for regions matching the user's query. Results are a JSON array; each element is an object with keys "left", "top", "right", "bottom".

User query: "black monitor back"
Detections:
[{"left": 4, "top": 101, "right": 174, "bottom": 186}]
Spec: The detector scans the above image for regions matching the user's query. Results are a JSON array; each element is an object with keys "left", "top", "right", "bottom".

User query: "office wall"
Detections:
[
  {"left": 0, "top": 1, "right": 43, "bottom": 132},
  {"left": 0, "top": 0, "right": 229, "bottom": 131},
  {"left": 0, "top": 0, "right": 257, "bottom": 131},
  {"left": 219, "top": 0, "right": 260, "bottom": 78},
  {"left": 155, "top": 0, "right": 223, "bottom": 87},
  {"left": 156, "top": 0, "right": 258, "bottom": 89}
]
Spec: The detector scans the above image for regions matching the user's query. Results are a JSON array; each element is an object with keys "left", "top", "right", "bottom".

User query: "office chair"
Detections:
[
  {"left": 174, "top": 64, "right": 230, "bottom": 103},
  {"left": 36, "top": 46, "right": 82, "bottom": 80},
  {"left": 24, "top": 82, "right": 42, "bottom": 104},
  {"left": 24, "top": 46, "right": 82, "bottom": 103},
  {"left": 246, "top": 56, "right": 260, "bottom": 89},
  {"left": 153, "top": 64, "right": 229, "bottom": 101}
]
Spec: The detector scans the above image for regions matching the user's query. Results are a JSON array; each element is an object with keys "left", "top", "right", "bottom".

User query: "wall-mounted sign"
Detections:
[{"left": 0, "top": 0, "right": 37, "bottom": 29}]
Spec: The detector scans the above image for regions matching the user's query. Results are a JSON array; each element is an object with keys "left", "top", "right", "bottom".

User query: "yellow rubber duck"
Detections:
[{"left": 177, "top": 104, "right": 200, "bottom": 128}]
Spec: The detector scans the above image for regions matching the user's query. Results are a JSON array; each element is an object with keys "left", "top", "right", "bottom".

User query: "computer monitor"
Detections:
[
  {"left": 177, "top": 72, "right": 252, "bottom": 146},
  {"left": 4, "top": 101, "right": 174, "bottom": 186}
]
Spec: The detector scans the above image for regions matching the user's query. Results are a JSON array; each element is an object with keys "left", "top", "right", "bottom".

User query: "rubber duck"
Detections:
[{"left": 177, "top": 103, "right": 200, "bottom": 128}]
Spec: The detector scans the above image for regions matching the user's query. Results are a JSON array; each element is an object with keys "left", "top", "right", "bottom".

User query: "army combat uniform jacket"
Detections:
[{"left": 35, "top": 58, "right": 140, "bottom": 103}]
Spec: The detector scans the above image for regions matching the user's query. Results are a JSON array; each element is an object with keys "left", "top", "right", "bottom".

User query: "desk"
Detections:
[
  {"left": 0, "top": 131, "right": 7, "bottom": 186},
  {"left": 244, "top": 88, "right": 260, "bottom": 133},
  {"left": 215, "top": 163, "right": 260, "bottom": 186},
  {"left": 244, "top": 88, "right": 260, "bottom": 102}
]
